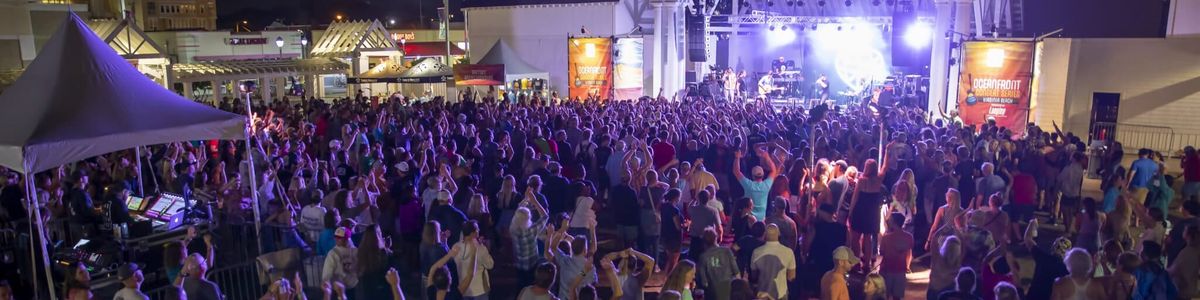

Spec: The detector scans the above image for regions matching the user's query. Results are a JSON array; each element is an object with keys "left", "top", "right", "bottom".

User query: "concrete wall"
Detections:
[
  {"left": 1036, "top": 37, "right": 1200, "bottom": 140},
  {"left": 1028, "top": 38, "right": 1071, "bottom": 132},
  {"left": 147, "top": 30, "right": 307, "bottom": 63},
  {"left": 1168, "top": 0, "right": 1200, "bottom": 37},
  {"left": 465, "top": 3, "right": 619, "bottom": 93}
]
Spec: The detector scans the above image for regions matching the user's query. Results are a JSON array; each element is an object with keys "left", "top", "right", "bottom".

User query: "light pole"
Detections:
[
  {"left": 400, "top": 38, "right": 407, "bottom": 61},
  {"left": 238, "top": 81, "right": 264, "bottom": 256},
  {"left": 275, "top": 36, "right": 285, "bottom": 59}
]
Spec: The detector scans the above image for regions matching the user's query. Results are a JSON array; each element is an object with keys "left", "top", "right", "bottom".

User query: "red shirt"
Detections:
[
  {"left": 1184, "top": 154, "right": 1200, "bottom": 183},
  {"left": 879, "top": 231, "right": 914, "bottom": 273},
  {"left": 652, "top": 142, "right": 676, "bottom": 169},
  {"left": 1011, "top": 173, "right": 1037, "bottom": 205}
]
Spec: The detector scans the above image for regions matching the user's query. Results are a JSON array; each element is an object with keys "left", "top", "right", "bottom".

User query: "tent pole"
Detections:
[
  {"left": 243, "top": 92, "right": 264, "bottom": 255},
  {"left": 134, "top": 146, "right": 144, "bottom": 196},
  {"left": 23, "top": 175, "right": 39, "bottom": 300},
  {"left": 23, "top": 160, "right": 57, "bottom": 300}
]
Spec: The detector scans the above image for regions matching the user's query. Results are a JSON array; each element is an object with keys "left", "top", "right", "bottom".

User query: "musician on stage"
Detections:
[
  {"left": 815, "top": 74, "right": 830, "bottom": 101},
  {"left": 723, "top": 68, "right": 738, "bottom": 101},
  {"left": 758, "top": 72, "right": 777, "bottom": 100}
]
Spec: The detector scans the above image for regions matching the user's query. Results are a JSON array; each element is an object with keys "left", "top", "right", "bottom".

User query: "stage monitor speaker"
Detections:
[{"left": 891, "top": 0, "right": 931, "bottom": 68}]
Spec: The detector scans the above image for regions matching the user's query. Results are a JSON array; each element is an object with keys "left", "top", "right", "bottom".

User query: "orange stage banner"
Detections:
[
  {"left": 957, "top": 41, "right": 1034, "bottom": 135},
  {"left": 568, "top": 37, "right": 613, "bottom": 100}
]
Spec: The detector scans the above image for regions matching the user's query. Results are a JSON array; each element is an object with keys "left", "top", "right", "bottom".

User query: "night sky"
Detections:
[{"left": 216, "top": 0, "right": 1169, "bottom": 38}]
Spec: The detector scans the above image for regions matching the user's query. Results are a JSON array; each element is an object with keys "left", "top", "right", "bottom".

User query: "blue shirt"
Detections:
[
  {"left": 556, "top": 253, "right": 597, "bottom": 297},
  {"left": 1129, "top": 158, "right": 1159, "bottom": 188},
  {"left": 1102, "top": 186, "right": 1120, "bottom": 213},
  {"left": 740, "top": 177, "right": 774, "bottom": 220}
]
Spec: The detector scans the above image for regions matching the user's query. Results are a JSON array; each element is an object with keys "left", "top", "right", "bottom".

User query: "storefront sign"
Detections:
[
  {"left": 226, "top": 37, "right": 267, "bottom": 45},
  {"left": 453, "top": 64, "right": 505, "bottom": 86},
  {"left": 567, "top": 37, "right": 613, "bottom": 100},
  {"left": 391, "top": 32, "right": 416, "bottom": 41},
  {"left": 613, "top": 37, "right": 644, "bottom": 100},
  {"left": 957, "top": 41, "right": 1034, "bottom": 135}
]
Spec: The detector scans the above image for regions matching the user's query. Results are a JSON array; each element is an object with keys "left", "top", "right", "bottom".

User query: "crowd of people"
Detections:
[{"left": 1, "top": 89, "right": 1199, "bottom": 300}]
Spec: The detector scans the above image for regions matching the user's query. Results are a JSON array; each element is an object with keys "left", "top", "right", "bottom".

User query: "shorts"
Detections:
[
  {"left": 1183, "top": 182, "right": 1200, "bottom": 200},
  {"left": 1132, "top": 187, "right": 1151, "bottom": 206},
  {"left": 883, "top": 272, "right": 907, "bottom": 299},
  {"left": 1009, "top": 204, "right": 1035, "bottom": 223}
]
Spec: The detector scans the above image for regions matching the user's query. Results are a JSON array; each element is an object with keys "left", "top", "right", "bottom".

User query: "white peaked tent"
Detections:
[{"left": 0, "top": 14, "right": 247, "bottom": 299}]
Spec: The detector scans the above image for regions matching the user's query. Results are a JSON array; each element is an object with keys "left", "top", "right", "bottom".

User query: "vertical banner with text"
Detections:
[
  {"left": 613, "top": 37, "right": 644, "bottom": 100},
  {"left": 957, "top": 41, "right": 1035, "bottom": 135},
  {"left": 568, "top": 37, "right": 613, "bottom": 100}
]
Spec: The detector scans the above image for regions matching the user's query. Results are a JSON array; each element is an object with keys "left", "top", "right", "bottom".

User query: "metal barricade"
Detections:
[
  {"left": 146, "top": 260, "right": 266, "bottom": 300},
  {"left": 1091, "top": 122, "right": 1179, "bottom": 155}
]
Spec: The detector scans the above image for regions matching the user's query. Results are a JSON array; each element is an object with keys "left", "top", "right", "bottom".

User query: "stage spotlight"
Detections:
[
  {"left": 818, "top": 0, "right": 826, "bottom": 6},
  {"left": 797, "top": 0, "right": 804, "bottom": 6},
  {"left": 786, "top": 0, "right": 794, "bottom": 6},
  {"left": 811, "top": 23, "right": 818, "bottom": 30},
  {"left": 768, "top": 0, "right": 775, "bottom": 6},
  {"left": 781, "top": 25, "right": 789, "bottom": 31},
  {"left": 904, "top": 22, "right": 933, "bottom": 48},
  {"left": 769, "top": 25, "right": 776, "bottom": 31},
  {"left": 844, "top": 0, "right": 851, "bottom": 6},
  {"left": 766, "top": 25, "right": 797, "bottom": 47},
  {"left": 886, "top": 0, "right": 894, "bottom": 4},
  {"left": 872, "top": 0, "right": 880, "bottom": 5},
  {"left": 837, "top": 25, "right": 843, "bottom": 31}
]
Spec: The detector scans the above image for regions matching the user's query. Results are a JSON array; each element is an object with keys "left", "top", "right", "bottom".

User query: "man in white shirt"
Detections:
[
  {"left": 299, "top": 193, "right": 327, "bottom": 242},
  {"left": 322, "top": 227, "right": 359, "bottom": 290},
  {"left": 751, "top": 224, "right": 797, "bottom": 299}
]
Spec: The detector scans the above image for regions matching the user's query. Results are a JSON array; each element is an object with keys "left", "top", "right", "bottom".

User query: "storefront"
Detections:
[
  {"left": 87, "top": 17, "right": 171, "bottom": 86},
  {"left": 308, "top": 19, "right": 403, "bottom": 98},
  {"left": 398, "top": 57, "right": 454, "bottom": 100}
]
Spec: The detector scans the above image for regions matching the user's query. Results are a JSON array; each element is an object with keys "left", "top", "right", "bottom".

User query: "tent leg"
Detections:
[
  {"left": 243, "top": 93, "right": 263, "bottom": 255},
  {"left": 134, "top": 146, "right": 144, "bottom": 196},
  {"left": 23, "top": 162, "right": 57, "bottom": 300}
]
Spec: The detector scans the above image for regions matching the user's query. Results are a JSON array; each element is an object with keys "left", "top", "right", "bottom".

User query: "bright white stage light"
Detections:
[
  {"left": 766, "top": 26, "right": 796, "bottom": 48},
  {"left": 904, "top": 22, "right": 932, "bottom": 48}
]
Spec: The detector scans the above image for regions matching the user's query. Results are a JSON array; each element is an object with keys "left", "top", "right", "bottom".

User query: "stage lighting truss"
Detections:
[{"left": 724, "top": 11, "right": 933, "bottom": 30}]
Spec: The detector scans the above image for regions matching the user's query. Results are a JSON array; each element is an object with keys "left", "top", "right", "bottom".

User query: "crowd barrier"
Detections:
[{"left": 1090, "top": 122, "right": 1200, "bottom": 156}]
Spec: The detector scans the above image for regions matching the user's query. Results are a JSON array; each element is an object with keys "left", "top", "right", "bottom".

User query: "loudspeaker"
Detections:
[
  {"left": 891, "top": 0, "right": 931, "bottom": 68},
  {"left": 687, "top": 13, "right": 708, "bottom": 62}
]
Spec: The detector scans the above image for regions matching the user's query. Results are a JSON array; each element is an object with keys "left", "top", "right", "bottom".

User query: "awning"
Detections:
[
  {"left": 403, "top": 42, "right": 466, "bottom": 57},
  {"left": 310, "top": 20, "right": 399, "bottom": 58},
  {"left": 399, "top": 57, "right": 452, "bottom": 83},
  {"left": 348, "top": 60, "right": 407, "bottom": 83},
  {"left": 87, "top": 17, "right": 168, "bottom": 60},
  {"left": 454, "top": 64, "right": 505, "bottom": 86},
  {"left": 173, "top": 58, "right": 349, "bottom": 82}
]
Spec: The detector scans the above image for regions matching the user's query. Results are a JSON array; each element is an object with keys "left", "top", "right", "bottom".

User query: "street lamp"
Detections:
[{"left": 275, "top": 36, "right": 285, "bottom": 59}]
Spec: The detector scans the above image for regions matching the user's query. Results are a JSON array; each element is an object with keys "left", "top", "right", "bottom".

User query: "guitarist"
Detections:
[{"left": 758, "top": 72, "right": 784, "bottom": 99}]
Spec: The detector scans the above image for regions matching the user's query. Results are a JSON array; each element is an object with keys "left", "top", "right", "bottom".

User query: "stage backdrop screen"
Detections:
[
  {"left": 568, "top": 37, "right": 613, "bottom": 100},
  {"left": 613, "top": 37, "right": 644, "bottom": 100},
  {"left": 957, "top": 41, "right": 1034, "bottom": 134}
]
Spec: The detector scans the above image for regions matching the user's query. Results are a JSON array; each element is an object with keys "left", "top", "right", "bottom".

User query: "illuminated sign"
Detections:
[
  {"left": 226, "top": 37, "right": 267, "bottom": 45},
  {"left": 391, "top": 32, "right": 416, "bottom": 41}
]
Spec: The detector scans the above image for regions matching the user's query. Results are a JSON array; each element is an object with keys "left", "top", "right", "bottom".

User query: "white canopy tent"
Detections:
[{"left": 0, "top": 14, "right": 251, "bottom": 299}]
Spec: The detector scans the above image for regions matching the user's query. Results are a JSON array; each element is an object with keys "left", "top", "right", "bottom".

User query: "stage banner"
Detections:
[
  {"left": 613, "top": 37, "right": 644, "bottom": 100},
  {"left": 568, "top": 37, "right": 613, "bottom": 100},
  {"left": 957, "top": 41, "right": 1034, "bottom": 135},
  {"left": 454, "top": 64, "right": 505, "bottom": 86}
]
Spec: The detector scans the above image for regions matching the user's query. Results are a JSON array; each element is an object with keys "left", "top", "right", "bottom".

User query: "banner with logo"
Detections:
[
  {"left": 454, "top": 64, "right": 505, "bottom": 86},
  {"left": 957, "top": 41, "right": 1034, "bottom": 134},
  {"left": 567, "top": 37, "right": 613, "bottom": 100},
  {"left": 613, "top": 37, "right": 644, "bottom": 100}
]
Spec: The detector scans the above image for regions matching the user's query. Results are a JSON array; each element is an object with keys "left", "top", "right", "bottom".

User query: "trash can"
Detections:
[{"left": 1087, "top": 140, "right": 1106, "bottom": 179}]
